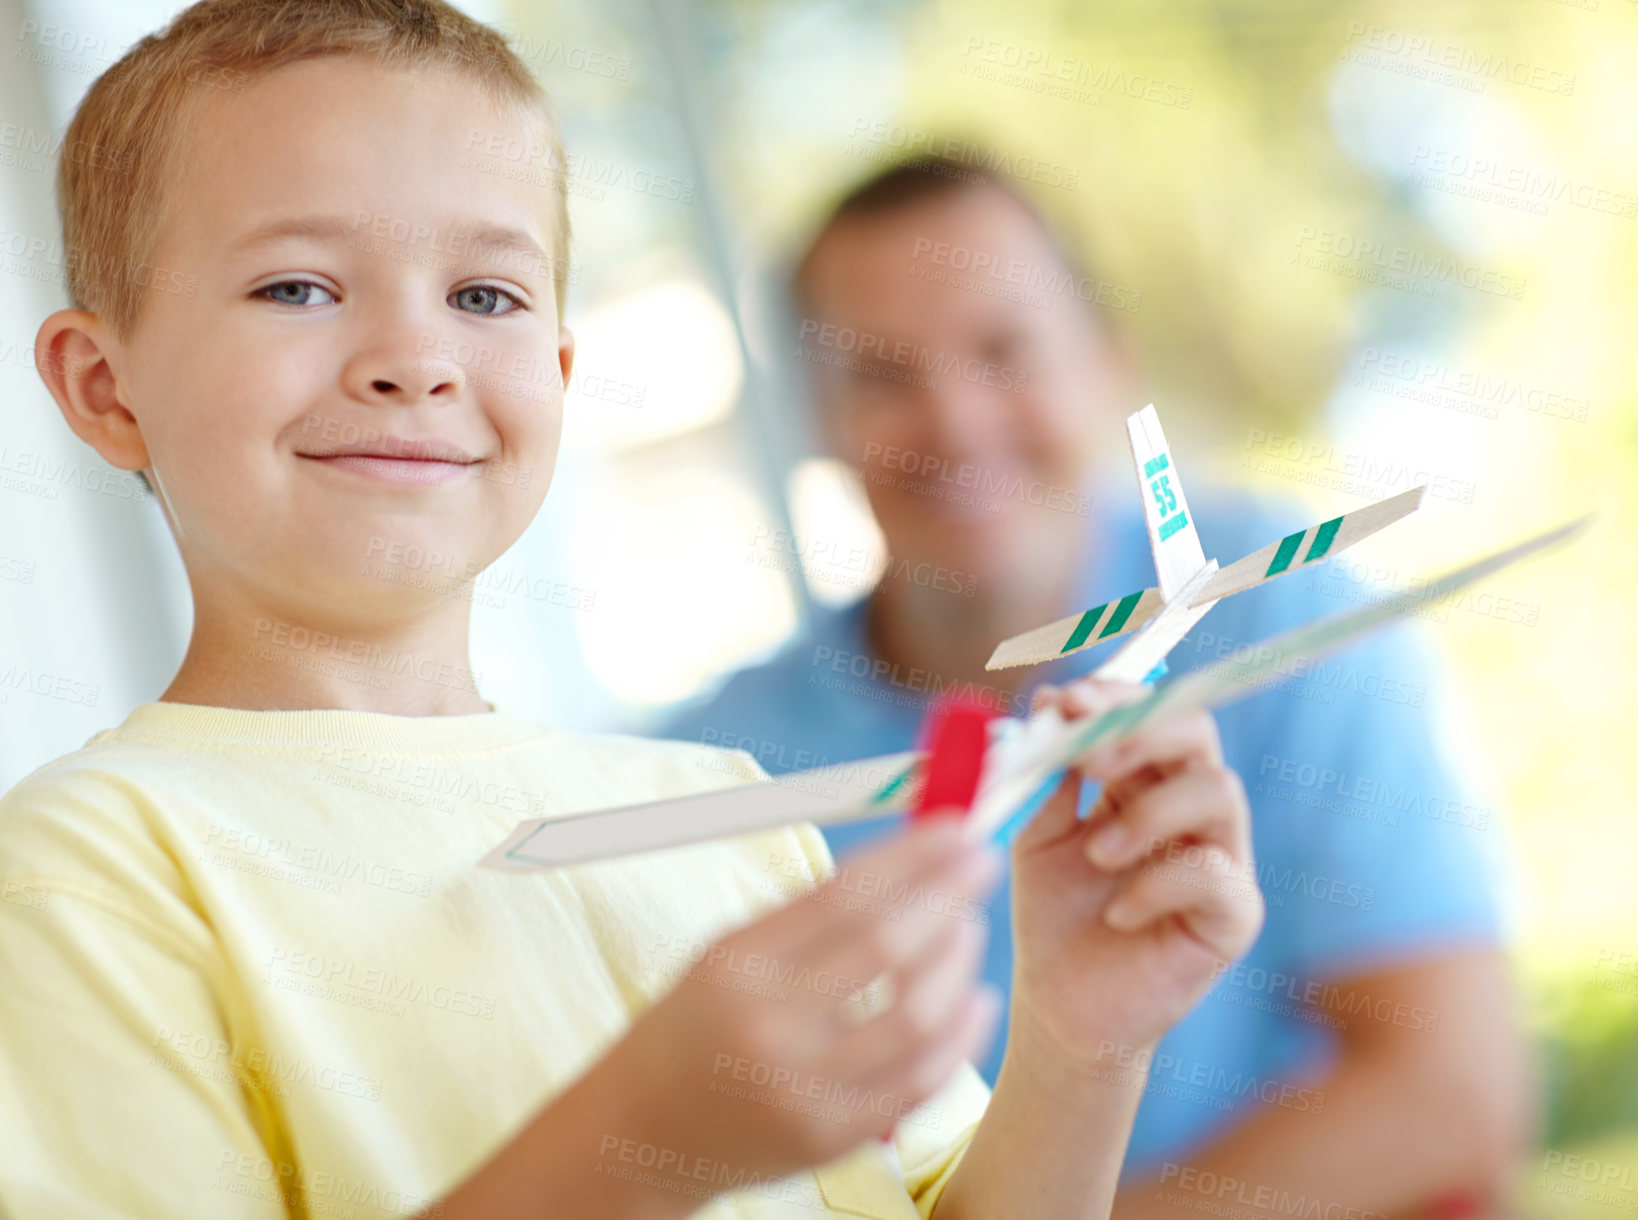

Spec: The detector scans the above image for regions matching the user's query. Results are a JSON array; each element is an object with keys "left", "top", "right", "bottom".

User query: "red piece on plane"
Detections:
[{"left": 911, "top": 701, "right": 997, "bottom": 819}]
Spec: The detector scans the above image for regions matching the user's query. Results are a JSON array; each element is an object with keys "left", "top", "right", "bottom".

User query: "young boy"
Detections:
[{"left": 0, "top": 2, "right": 1262, "bottom": 1217}]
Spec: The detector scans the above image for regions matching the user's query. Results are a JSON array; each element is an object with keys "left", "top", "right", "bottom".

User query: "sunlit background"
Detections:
[{"left": 2, "top": 0, "right": 1635, "bottom": 1207}]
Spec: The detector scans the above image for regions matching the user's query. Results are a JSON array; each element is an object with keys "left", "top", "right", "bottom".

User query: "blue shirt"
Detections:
[{"left": 653, "top": 489, "right": 1503, "bottom": 1175}]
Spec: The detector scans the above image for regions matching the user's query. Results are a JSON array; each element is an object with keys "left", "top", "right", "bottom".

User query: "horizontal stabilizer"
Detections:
[
  {"left": 986, "top": 587, "right": 1163, "bottom": 670},
  {"left": 1193, "top": 486, "right": 1426, "bottom": 605}
]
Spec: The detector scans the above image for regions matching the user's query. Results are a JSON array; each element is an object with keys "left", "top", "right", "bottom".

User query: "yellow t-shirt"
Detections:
[{"left": 0, "top": 702, "right": 989, "bottom": 1220}]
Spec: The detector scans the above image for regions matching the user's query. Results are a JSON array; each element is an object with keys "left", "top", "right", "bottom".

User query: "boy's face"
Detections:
[{"left": 92, "top": 57, "right": 570, "bottom": 622}]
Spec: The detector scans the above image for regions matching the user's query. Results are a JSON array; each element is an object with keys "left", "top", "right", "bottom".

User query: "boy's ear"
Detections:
[
  {"left": 33, "top": 310, "right": 151, "bottom": 472},
  {"left": 557, "top": 325, "right": 575, "bottom": 391}
]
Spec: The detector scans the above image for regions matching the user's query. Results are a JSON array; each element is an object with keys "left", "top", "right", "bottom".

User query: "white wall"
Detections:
[{"left": 0, "top": 0, "right": 199, "bottom": 786}]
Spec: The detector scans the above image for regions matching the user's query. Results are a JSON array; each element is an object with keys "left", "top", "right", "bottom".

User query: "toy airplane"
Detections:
[
  {"left": 481, "top": 507, "right": 1587, "bottom": 872},
  {"left": 985, "top": 404, "right": 1427, "bottom": 679}
]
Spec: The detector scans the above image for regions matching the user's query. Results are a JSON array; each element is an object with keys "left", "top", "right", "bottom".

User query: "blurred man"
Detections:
[{"left": 658, "top": 156, "right": 1531, "bottom": 1213}]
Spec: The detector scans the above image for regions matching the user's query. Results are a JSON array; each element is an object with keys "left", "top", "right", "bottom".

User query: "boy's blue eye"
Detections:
[
  {"left": 259, "top": 280, "right": 335, "bottom": 306},
  {"left": 254, "top": 281, "right": 524, "bottom": 314},
  {"left": 452, "top": 285, "right": 523, "bottom": 315}
]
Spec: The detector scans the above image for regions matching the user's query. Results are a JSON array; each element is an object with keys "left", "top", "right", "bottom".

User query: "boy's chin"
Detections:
[
  {"left": 349, "top": 554, "right": 493, "bottom": 602},
  {"left": 253, "top": 537, "right": 501, "bottom": 610}
]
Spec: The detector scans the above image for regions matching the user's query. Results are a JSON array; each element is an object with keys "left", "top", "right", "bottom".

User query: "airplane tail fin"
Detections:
[{"left": 1128, "top": 404, "right": 1208, "bottom": 601}]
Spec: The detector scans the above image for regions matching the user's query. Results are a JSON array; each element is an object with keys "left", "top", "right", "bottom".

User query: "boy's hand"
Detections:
[
  {"left": 1007, "top": 676, "right": 1264, "bottom": 1076},
  {"left": 607, "top": 820, "right": 1004, "bottom": 1188}
]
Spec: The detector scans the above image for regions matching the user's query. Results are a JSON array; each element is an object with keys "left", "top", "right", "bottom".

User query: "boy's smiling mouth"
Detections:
[{"left": 296, "top": 437, "right": 483, "bottom": 486}]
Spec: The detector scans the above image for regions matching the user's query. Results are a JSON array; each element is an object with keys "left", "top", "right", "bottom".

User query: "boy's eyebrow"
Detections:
[{"left": 224, "top": 214, "right": 550, "bottom": 266}]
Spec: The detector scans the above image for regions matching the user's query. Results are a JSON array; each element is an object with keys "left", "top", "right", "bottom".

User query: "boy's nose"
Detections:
[
  {"left": 345, "top": 342, "right": 464, "bottom": 404},
  {"left": 358, "top": 372, "right": 460, "bottom": 404},
  {"left": 369, "top": 375, "right": 456, "bottom": 398}
]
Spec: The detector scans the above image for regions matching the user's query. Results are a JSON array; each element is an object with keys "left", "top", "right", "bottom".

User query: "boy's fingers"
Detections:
[
  {"left": 1033, "top": 675, "right": 1147, "bottom": 722},
  {"left": 1077, "top": 707, "right": 1222, "bottom": 779},
  {"left": 1006, "top": 767, "right": 1081, "bottom": 847},
  {"left": 839, "top": 915, "right": 986, "bottom": 1079},
  {"left": 1082, "top": 767, "right": 1249, "bottom": 871},
  {"left": 746, "top": 819, "right": 973, "bottom": 958},
  {"left": 806, "top": 841, "right": 1002, "bottom": 998},
  {"left": 863, "top": 983, "right": 1002, "bottom": 1113},
  {"left": 1103, "top": 848, "right": 1264, "bottom": 958},
  {"left": 1059, "top": 676, "right": 1148, "bottom": 719}
]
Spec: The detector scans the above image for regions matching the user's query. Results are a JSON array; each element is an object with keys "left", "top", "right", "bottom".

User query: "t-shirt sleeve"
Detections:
[
  {"left": 895, "top": 1062, "right": 990, "bottom": 1218},
  {"left": 0, "top": 773, "right": 291, "bottom": 1219}
]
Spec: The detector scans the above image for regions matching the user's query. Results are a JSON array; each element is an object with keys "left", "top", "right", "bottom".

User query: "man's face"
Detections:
[
  {"left": 800, "top": 187, "right": 1131, "bottom": 582},
  {"left": 106, "top": 57, "right": 569, "bottom": 620}
]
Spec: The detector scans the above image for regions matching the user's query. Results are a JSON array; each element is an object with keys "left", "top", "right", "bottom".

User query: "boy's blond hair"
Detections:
[{"left": 57, "top": 0, "right": 571, "bottom": 348}]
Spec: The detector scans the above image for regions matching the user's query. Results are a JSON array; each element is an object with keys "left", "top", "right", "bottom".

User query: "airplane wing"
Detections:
[
  {"left": 977, "top": 514, "right": 1587, "bottom": 841},
  {"left": 482, "top": 516, "right": 1588, "bottom": 871},
  {"left": 1188, "top": 485, "right": 1427, "bottom": 606},
  {"left": 1128, "top": 404, "right": 1208, "bottom": 602},
  {"left": 481, "top": 752, "right": 923, "bottom": 870}
]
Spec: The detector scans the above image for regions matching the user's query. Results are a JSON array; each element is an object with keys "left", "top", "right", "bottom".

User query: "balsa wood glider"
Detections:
[
  {"left": 985, "top": 404, "right": 1427, "bottom": 678},
  {"left": 481, "top": 407, "right": 1586, "bottom": 873}
]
